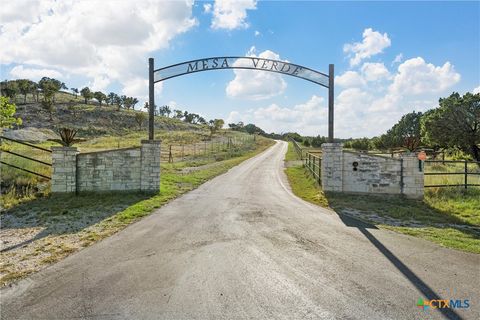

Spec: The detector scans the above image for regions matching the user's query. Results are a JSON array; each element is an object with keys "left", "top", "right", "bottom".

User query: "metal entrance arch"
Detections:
[{"left": 147, "top": 57, "right": 334, "bottom": 141}]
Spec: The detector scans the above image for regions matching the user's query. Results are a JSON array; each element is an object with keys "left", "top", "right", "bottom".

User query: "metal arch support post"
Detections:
[
  {"left": 328, "top": 64, "right": 334, "bottom": 143},
  {"left": 149, "top": 58, "right": 155, "bottom": 140}
]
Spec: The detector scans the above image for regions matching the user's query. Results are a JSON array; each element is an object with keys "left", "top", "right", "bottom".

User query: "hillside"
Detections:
[{"left": 3, "top": 92, "right": 203, "bottom": 142}]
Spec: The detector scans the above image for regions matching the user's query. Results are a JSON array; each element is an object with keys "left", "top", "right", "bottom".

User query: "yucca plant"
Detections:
[{"left": 49, "top": 128, "right": 85, "bottom": 147}]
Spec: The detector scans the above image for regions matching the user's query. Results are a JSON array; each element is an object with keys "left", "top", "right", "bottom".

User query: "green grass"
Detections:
[
  {"left": 284, "top": 160, "right": 480, "bottom": 253},
  {"left": 285, "top": 166, "right": 329, "bottom": 207},
  {"left": 0, "top": 137, "right": 274, "bottom": 285},
  {"left": 284, "top": 142, "right": 299, "bottom": 161},
  {"left": 1, "top": 130, "right": 256, "bottom": 208},
  {"left": 424, "top": 161, "right": 480, "bottom": 186}
]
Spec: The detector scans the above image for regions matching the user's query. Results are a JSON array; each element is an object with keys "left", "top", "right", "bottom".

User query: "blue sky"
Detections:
[{"left": 1, "top": 0, "right": 479, "bottom": 138}]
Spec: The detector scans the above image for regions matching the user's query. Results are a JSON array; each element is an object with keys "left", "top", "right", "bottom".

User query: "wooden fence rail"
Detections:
[{"left": 304, "top": 152, "right": 322, "bottom": 184}]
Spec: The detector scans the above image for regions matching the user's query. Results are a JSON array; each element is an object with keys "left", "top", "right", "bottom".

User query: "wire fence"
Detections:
[{"left": 161, "top": 135, "right": 256, "bottom": 163}]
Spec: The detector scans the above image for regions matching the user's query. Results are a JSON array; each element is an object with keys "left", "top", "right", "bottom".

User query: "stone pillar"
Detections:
[
  {"left": 141, "top": 140, "right": 161, "bottom": 192},
  {"left": 51, "top": 147, "right": 78, "bottom": 193},
  {"left": 321, "top": 143, "right": 343, "bottom": 192},
  {"left": 401, "top": 153, "right": 424, "bottom": 199}
]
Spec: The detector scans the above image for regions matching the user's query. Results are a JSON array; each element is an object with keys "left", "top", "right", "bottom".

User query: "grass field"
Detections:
[
  {"left": 0, "top": 130, "right": 256, "bottom": 208},
  {"left": 284, "top": 142, "right": 480, "bottom": 254},
  {"left": 424, "top": 161, "right": 480, "bottom": 186},
  {"left": 0, "top": 136, "right": 274, "bottom": 286}
]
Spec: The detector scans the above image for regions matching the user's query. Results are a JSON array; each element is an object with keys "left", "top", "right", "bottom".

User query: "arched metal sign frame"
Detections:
[{"left": 148, "top": 57, "right": 334, "bottom": 142}]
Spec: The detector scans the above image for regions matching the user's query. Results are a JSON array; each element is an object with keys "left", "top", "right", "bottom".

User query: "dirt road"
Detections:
[{"left": 1, "top": 141, "right": 478, "bottom": 319}]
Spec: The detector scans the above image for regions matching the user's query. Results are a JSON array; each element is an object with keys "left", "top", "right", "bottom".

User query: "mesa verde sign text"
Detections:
[
  {"left": 153, "top": 57, "right": 330, "bottom": 88},
  {"left": 148, "top": 56, "right": 335, "bottom": 142}
]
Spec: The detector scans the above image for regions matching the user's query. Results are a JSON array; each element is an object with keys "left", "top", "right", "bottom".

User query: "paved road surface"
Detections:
[{"left": 1, "top": 141, "right": 479, "bottom": 320}]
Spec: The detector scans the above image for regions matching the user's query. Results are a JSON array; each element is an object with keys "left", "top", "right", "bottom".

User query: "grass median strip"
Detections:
[
  {"left": 284, "top": 143, "right": 480, "bottom": 254},
  {"left": 0, "top": 138, "right": 274, "bottom": 286}
]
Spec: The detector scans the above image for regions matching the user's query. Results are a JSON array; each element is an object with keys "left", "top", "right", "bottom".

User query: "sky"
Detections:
[{"left": 1, "top": 0, "right": 479, "bottom": 138}]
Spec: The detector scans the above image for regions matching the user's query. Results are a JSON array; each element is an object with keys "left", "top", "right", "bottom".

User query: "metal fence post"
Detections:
[{"left": 465, "top": 160, "right": 468, "bottom": 189}]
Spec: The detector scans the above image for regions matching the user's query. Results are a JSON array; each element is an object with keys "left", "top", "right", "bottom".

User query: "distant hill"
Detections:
[{"left": 4, "top": 92, "right": 204, "bottom": 142}]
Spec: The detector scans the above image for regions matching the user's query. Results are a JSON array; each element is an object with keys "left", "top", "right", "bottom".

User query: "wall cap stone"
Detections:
[
  {"left": 51, "top": 146, "right": 78, "bottom": 151},
  {"left": 321, "top": 143, "right": 343, "bottom": 149},
  {"left": 141, "top": 139, "right": 162, "bottom": 144}
]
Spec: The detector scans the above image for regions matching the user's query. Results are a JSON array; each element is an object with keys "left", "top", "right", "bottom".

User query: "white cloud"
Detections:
[
  {"left": 389, "top": 57, "right": 460, "bottom": 95},
  {"left": 361, "top": 62, "right": 390, "bottom": 81},
  {"left": 392, "top": 53, "right": 403, "bottom": 65},
  {"left": 226, "top": 47, "right": 287, "bottom": 100},
  {"left": 226, "top": 95, "right": 327, "bottom": 135},
  {"left": 9, "top": 65, "right": 62, "bottom": 81},
  {"left": 210, "top": 0, "right": 257, "bottom": 30},
  {"left": 472, "top": 86, "right": 480, "bottom": 94},
  {"left": 254, "top": 30, "right": 261, "bottom": 36},
  {"left": 0, "top": 0, "right": 197, "bottom": 100},
  {"left": 204, "top": 3, "right": 212, "bottom": 13},
  {"left": 343, "top": 28, "right": 391, "bottom": 66},
  {"left": 335, "top": 71, "right": 365, "bottom": 87}
]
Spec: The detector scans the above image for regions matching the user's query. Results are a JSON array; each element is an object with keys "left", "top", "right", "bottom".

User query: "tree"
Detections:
[
  {"left": 243, "top": 123, "right": 264, "bottom": 135},
  {"left": 120, "top": 95, "right": 128, "bottom": 109},
  {"left": 114, "top": 95, "right": 122, "bottom": 110},
  {"left": 228, "top": 122, "right": 245, "bottom": 131},
  {"left": 197, "top": 116, "right": 206, "bottom": 125},
  {"left": 208, "top": 118, "right": 224, "bottom": 137},
  {"left": 93, "top": 91, "right": 107, "bottom": 106},
  {"left": 173, "top": 109, "right": 183, "bottom": 119},
  {"left": 41, "top": 92, "right": 55, "bottom": 120},
  {"left": 31, "top": 82, "right": 39, "bottom": 102},
  {"left": 38, "top": 77, "right": 66, "bottom": 103},
  {"left": 383, "top": 111, "right": 423, "bottom": 151},
  {"left": 131, "top": 97, "right": 139, "bottom": 109},
  {"left": 80, "top": 87, "right": 93, "bottom": 104},
  {"left": 71, "top": 88, "right": 79, "bottom": 98},
  {"left": 38, "top": 79, "right": 59, "bottom": 120},
  {"left": 421, "top": 92, "right": 480, "bottom": 162},
  {"left": 107, "top": 92, "right": 117, "bottom": 105},
  {"left": 349, "top": 138, "right": 372, "bottom": 151},
  {"left": 310, "top": 135, "right": 327, "bottom": 147},
  {"left": 158, "top": 105, "right": 171, "bottom": 117},
  {"left": 17, "top": 79, "right": 35, "bottom": 104},
  {"left": 0, "top": 96, "right": 22, "bottom": 131},
  {"left": 0, "top": 81, "right": 18, "bottom": 100},
  {"left": 134, "top": 111, "right": 147, "bottom": 129}
]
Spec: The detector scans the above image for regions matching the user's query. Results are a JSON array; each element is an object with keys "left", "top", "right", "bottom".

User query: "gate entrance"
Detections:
[{"left": 147, "top": 57, "right": 334, "bottom": 141}]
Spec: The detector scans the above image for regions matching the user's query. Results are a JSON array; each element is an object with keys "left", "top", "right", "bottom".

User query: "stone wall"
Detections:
[
  {"left": 400, "top": 153, "right": 424, "bottom": 199},
  {"left": 77, "top": 148, "right": 141, "bottom": 192},
  {"left": 140, "top": 140, "right": 161, "bottom": 192},
  {"left": 342, "top": 151, "right": 402, "bottom": 194},
  {"left": 321, "top": 143, "right": 343, "bottom": 192},
  {"left": 320, "top": 143, "right": 424, "bottom": 199},
  {"left": 51, "top": 147, "right": 77, "bottom": 193},
  {"left": 51, "top": 140, "right": 161, "bottom": 193}
]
